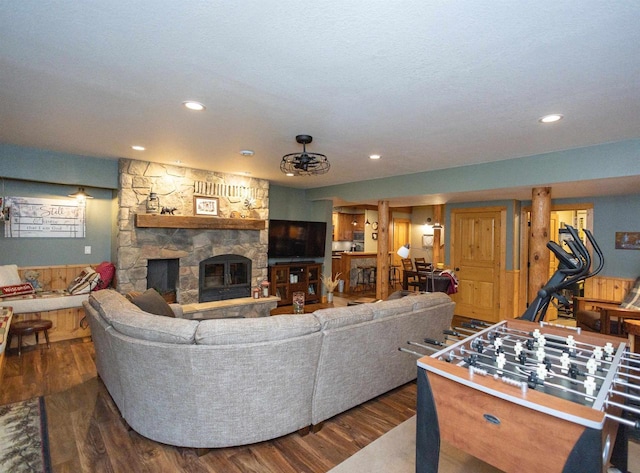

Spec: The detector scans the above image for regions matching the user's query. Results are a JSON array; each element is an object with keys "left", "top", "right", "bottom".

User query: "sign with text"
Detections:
[{"left": 4, "top": 196, "right": 86, "bottom": 238}]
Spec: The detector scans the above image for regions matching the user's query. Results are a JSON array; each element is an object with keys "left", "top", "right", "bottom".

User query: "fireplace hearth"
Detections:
[{"left": 199, "top": 254, "right": 252, "bottom": 302}]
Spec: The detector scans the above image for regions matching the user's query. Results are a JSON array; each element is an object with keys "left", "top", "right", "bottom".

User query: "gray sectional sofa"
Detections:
[{"left": 83, "top": 289, "right": 455, "bottom": 448}]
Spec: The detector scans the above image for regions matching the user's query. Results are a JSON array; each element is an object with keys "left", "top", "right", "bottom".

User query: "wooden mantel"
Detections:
[{"left": 135, "top": 214, "right": 266, "bottom": 230}]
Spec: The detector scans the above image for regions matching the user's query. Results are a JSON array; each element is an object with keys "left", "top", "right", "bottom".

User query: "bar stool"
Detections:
[
  {"left": 389, "top": 265, "right": 400, "bottom": 289},
  {"left": 365, "top": 266, "right": 377, "bottom": 291},
  {"left": 354, "top": 266, "right": 368, "bottom": 292},
  {"left": 8, "top": 319, "right": 53, "bottom": 356}
]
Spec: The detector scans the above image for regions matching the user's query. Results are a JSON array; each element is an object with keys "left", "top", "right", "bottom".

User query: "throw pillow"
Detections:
[
  {"left": 0, "top": 282, "right": 35, "bottom": 298},
  {"left": 67, "top": 267, "right": 101, "bottom": 295},
  {"left": 620, "top": 277, "right": 640, "bottom": 310},
  {"left": 94, "top": 261, "right": 115, "bottom": 290},
  {"left": 129, "top": 288, "right": 175, "bottom": 317},
  {"left": 0, "top": 264, "right": 21, "bottom": 286}
]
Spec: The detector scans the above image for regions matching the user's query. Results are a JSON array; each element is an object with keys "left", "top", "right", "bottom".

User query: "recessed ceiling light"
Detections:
[
  {"left": 240, "top": 150, "right": 255, "bottom": 157},
  {"left": 286, "top": 172, "right": 294, "bottom": 177},
  {"left": 131, "top": 145, "right": 145, "bottom": 151},
  {"left": 182, "top": 101, "right": 206, "bottom": 111},
  {"left": 174, "top": 160, "right": 182, "bottom": 164},
  {"left": 539, "top": 114, "right": 564, "bottom": 124},
  {"left": 369, "top": 154, "right": 381, "bottom": 160}
]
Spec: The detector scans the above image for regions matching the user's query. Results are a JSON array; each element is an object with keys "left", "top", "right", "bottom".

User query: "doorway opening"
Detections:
[{"left": 519, "top": 204, "right": 593, "bottom": 320}]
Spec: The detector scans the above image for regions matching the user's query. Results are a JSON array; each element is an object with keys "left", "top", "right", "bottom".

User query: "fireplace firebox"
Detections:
[{"left": 199, "top": 254, "right": 251, "bottom": 302}]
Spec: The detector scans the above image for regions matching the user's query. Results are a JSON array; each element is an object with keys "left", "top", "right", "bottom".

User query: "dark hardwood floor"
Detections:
[{"left": 1, "top": 290, "right": 419, "bottom": 473}]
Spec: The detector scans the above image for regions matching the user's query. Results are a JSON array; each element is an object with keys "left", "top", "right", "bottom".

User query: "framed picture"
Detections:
[
  {"left": 615, "top": 232, "right": 640, "bottom": 250},
  {"left": 194, "top": 196, "right": 219, "bottom": 216},
  {"left": 422, "top": 234, "right": 434, "bottom": 248},
  {"left": 371, "top": 232, "right": 378, "bottom": 240}
]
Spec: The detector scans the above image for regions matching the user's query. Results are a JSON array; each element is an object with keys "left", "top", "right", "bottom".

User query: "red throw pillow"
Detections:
[
  {"left": 94, "top": 261, "right": 115, "bottom": 290},
  {"left": 0, "top": 282, "right": 35, "bottom": 298}
]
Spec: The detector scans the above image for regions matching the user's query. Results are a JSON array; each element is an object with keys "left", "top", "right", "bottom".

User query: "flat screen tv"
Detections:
[{"left": 268, "top": 219, "right": 327, "bottom": 259}]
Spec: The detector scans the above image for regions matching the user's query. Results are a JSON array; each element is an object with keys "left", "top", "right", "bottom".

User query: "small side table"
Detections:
[{"left": 8, "top": 319, "right": 53, "bottom": 356}]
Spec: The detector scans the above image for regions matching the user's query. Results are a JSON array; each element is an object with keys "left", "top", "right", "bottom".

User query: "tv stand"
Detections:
[{"left": 269, "top": 262, "right": 322, "bottom": 307}]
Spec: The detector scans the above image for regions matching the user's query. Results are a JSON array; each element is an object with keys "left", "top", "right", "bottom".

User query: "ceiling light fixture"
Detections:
[
  {"left": 182, "top": 101, "right": 206, "bottom": 111},
  {"left": 131, "top": 145, "right": 146, "bottom": 151},
  {"left": 369, "top": 154, "right": 381, "bottom": 160},
  {"left": 240, "top": 150, "right": 255, "bottom": 157},
  {"left": 280, "top": 135, "right": 330, "bottom": 176},
  {"left": 538, "top": 113, "right": 563, "bottom": 124},
  {"left": 68, "top": 187, "right": 93, "bottom": 200}
]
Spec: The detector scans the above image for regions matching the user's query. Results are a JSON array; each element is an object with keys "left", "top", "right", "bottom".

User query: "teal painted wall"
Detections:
[
  {"left": 0, "top": 144, "right": 118, "bottom": 189},
  {"left": 268, "top": 185, "right": 334, "bottom": 288},
  {"left": 0, "top": 179, "right": 116, "bottom": 266},
  {"left": 444, "top": 195, "right": 640, "bottom": 279},
  {"left": 2, "top": 143, "right": 638, "bottom": 281},
  {"left": 0, "top": 144, "right": 118, "bottom": 266},
  {"left": 306, "top": 139, "right": 640, "bottom": 204}
]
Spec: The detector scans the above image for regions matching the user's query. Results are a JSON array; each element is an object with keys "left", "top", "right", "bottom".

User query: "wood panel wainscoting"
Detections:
[
  {"left": 6, "top": 264, "right": 101, "bottom": 346},
  {"left": 583, "top": 275, "right": 635, "bottom": 301},
  {"left": 502, "top": 269, "right": 520, "bottom": 319}
]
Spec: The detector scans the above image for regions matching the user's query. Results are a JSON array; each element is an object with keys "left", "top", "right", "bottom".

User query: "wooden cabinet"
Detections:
[
  {"left": 269, "top": 263, "right": 322, "bottom": 306},
  {"left": 333, "top": 213, "right": 365, "bottom": 241}
]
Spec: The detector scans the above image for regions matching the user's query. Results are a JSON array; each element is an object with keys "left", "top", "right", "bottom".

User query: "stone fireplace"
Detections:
[{"left": 116, "top": 159, "right": 269, "bottom": 304}]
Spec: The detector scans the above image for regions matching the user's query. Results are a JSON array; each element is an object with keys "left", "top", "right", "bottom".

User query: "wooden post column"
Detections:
[
  {"left": 377, "top": 200, "right": 390, "bottom": 300},
  {"left": 528, "top": 187, "right": 552, "bottom": 304}
]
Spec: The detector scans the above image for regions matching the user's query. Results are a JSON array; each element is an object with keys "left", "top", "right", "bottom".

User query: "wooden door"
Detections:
[
  {"left": 392, "top": 218, "right": 411, "bottom": 267},
  {"left": 450, "top": 209, "right": 504, "bottom": 323}
]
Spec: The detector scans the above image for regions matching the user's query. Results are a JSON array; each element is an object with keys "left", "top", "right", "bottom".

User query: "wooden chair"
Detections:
[{"left": 401, "top": 259, "right": 420, "bottom": 291}]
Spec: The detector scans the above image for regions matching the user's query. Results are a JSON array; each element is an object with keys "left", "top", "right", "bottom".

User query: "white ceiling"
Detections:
[{"left": 1, "top": 1, "right": 639, "bottom": 205}]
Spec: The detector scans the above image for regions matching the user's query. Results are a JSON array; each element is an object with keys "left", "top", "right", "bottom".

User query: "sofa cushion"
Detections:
[
  {"left": 410, "top": 292, "right": 453, "bottom": 310},
  {"left": 0, "top": 265, "right": 21, "bottom": 286},
  {"left": 94, "top": 261, "right": 116, "bottom": 290},
  {"left": 312, "top": 304, "right": 375, "bottom": 330},
  {"left": 109, "top": 310, "right": 198, "bottom": 344},
  {"left": 67, "top": 267, "right": 100, "bottom": 294},
  {"left": 620, "top": 277, "right": 640, "bottom": 310},
  {"left": 0, "top": 282, "right": 35, "bottom": 298},
  {"left": 371, "top": 297, "right": 416, "bottom": 319},
  {"left": 89, "top": 290, "right": 197, "bottom": 343},
  {"left": 130, "top": 289, "right": 175, "bottom": 317},
  {"left": 195, "top": 314, "right": 320, "bottom": 345}
]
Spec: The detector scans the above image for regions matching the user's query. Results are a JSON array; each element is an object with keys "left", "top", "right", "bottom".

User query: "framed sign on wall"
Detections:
[{"left": 3, "top": 196, "right": 86, "bottom": 238}]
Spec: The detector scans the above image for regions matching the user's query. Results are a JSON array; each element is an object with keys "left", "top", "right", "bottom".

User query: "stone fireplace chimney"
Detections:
[{"left": 116, "top": 158, "right": 269, "bottom": 304}]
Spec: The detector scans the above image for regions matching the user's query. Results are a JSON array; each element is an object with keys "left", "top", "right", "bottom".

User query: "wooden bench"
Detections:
[{"left": 0, "top": 264, "right": 99, "bottom": 345}]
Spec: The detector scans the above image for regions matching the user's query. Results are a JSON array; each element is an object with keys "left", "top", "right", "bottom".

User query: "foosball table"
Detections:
[{"left": 415, "top": 319, "right": 640, "bottom": 473}]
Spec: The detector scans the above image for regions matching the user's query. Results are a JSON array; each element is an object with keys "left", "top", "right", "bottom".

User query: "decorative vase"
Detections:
[
  {"left": 292, "top": 291, "right": 305, "bottom": 314},
  {"left": 327, "top": 292, "right": 334, "bottom": 303}
]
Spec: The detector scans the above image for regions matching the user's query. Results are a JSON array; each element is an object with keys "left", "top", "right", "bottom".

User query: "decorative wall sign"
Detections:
[
  {"left": 194, "top": 197, "right": 219, "bottom": 216},
  {"left": 3, "top": 196, "right": 86, "bottom": 238},
  {"left": 422, "top": 234, "right": 434, "bottom": 248},
  {"left": 615, "top": 232, "right": 640, "bottom": 250}
]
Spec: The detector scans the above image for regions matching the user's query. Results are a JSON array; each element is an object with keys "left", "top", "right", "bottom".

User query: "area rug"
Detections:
[{"left": 0, "top": 397, "right": 52, "bottom": 473}]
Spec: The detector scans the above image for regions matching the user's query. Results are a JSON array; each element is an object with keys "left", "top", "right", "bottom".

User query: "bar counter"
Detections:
[{"left": 337, "top": 252, "right": 378, "bottom": 293}]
